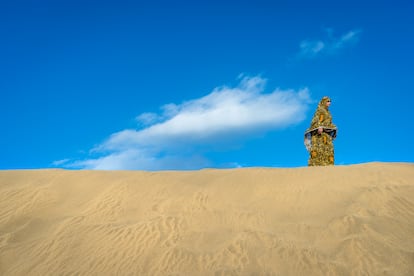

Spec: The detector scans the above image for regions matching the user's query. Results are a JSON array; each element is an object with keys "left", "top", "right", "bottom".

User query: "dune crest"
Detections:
[{"left": 1, "top": 162, "right": 414, "bottom": 275}]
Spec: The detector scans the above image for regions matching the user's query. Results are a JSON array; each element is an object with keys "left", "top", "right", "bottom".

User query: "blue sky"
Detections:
[{"left": 1, "top": 0, "right": 413, "bottom": 170}]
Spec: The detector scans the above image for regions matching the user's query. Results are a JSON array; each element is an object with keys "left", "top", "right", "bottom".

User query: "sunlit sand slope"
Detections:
[{"left": 1, "top": 162, "right": 413, "bottom": 275}]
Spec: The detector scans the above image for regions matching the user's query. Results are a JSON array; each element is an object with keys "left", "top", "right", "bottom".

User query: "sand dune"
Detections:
[{"left": 0, "top": 162, "right": 413, "bottom": 275}]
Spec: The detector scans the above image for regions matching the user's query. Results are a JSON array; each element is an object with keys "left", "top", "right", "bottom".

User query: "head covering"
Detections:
[
  {"left": 318, "top": 96, "right": 331, "bottom": 110},
  {"left": 306, "top": 96, "right": 336, "bottom": 132}
]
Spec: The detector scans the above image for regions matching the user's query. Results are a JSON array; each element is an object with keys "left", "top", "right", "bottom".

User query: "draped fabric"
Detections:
[{"left": 305, "top": 97, "right": 337, "bottom": 166}]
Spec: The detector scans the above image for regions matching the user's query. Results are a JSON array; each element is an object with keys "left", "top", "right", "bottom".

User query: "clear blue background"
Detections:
[{"left": 1, "top": 0, "right": 413, "bottom": 170}]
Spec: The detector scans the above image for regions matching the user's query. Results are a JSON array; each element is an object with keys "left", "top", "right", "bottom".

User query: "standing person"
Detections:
[{"left": 304, "top": 96, "right": 337, "bottom": 166}]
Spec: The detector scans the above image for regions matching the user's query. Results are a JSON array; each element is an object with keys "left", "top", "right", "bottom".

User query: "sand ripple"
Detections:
[{"left": 0, "top": 163, "right": 413, "bottom": 275}]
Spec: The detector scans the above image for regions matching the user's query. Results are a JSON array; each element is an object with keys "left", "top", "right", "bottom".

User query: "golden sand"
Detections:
[{"left": 1, "top": 162, "right": 413, "bottom": 275}]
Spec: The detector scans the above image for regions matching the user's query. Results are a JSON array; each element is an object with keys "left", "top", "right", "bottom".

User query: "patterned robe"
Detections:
[{"left": 306, "top": 97, "right": 337, "bottom": 166}]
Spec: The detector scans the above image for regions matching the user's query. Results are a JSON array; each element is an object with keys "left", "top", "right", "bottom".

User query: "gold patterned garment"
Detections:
[{"left": 305, "top": 97, "right": 337, "bottom": 166}]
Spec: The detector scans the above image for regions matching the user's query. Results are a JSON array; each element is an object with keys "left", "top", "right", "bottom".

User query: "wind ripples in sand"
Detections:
[{"left": 0, "top": 163, "right": 413, "bottom": 275}]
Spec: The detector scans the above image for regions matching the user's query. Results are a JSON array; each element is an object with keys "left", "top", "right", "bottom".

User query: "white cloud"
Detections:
[
  {"left": 298, "top": 29, "right": 362, "bottom": 58},
  {"left": 333, "top": 30, "right": 361, "bottom": 49},
  {"left": 52, "top": 159, "right": 70, "bottom": 166},
  {"left": 67, "top": 75, "right": 312, "bottom": 170},
  {"left": 136, "top": 112, "right": 159, "bottom": 126},
  {"left": 299, "top": 40, "right": 326, "bottom": 57}
]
